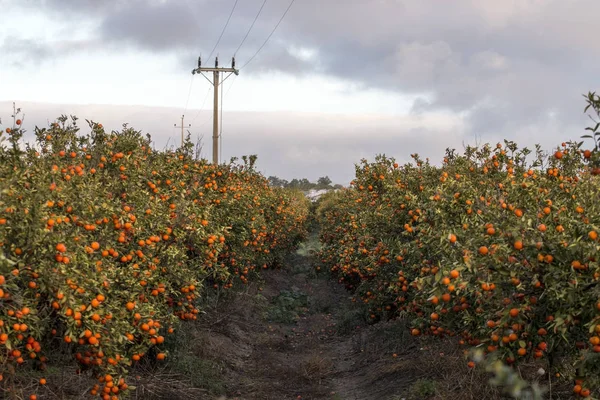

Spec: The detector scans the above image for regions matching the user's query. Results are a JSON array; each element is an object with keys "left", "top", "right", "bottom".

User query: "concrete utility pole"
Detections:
[
  {"left": 192, "top": 56, "right": 239, "bottom": 164},
  {"left": 174, "top": 115, "right": 191, "bottom": 148}
]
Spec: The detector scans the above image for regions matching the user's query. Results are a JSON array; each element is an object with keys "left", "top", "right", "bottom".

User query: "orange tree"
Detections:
[
  {"left": 0, "top": 113, "right": 309, "bottom": 398},
  {"left": 318, "top": 130, "right": 600, "bottom": 395}
]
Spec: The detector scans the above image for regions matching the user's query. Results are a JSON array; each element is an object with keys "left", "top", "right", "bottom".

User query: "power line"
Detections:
[
  {"left": 234, "top": 0, "right": 268, "bottom": 56},
  {"left": 180, "top": 0, "right": 237, "bottom": 126},
  {"left": 207, "top": 0, "right": 239, "bottom": 62},
  {"left": 223, "top": 0, "right": 290, "bottom": 96},
  {"left": 224, "top": 75, "right": 237, "bottom": 97},
  {"left": 200, "top": 113, "right": 213, "bottom": 128},
  {"left": 183, "top": 74, "right": 194, "bottom": 113},
  {"left": 191, "top": 86, "right": 212, "bottom": 123},
  {"left": 240, "top": 0, "right": 296, "bottom": 70}
]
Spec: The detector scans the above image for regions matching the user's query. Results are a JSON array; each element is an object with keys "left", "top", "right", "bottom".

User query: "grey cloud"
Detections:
[
  {"left": 1, "top": 35, "right": 105, "bottom": 67},
  {"left": 5, "top": 0, "right": 600, "bottom": 143},
  {"left": 1, "top": 37, "right": 54, "bottom": 66}
]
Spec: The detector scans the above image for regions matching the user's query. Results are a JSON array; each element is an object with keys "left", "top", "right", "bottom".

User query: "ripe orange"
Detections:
[{"left": 537, "top": 328, "right": 547, "bottom": 336}]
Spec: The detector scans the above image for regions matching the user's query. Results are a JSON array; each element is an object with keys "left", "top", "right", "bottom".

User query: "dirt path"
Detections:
[
  {"left": 193, "top": 234, "right": 422, "bottom": 400},
  {"left": 147, "top": 233, "right": 492, "bottom": 400}
]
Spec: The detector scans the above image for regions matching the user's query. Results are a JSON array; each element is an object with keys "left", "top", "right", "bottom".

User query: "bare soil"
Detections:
[{"left": 145, "top": 237, "right": 502, "bottom": 400}]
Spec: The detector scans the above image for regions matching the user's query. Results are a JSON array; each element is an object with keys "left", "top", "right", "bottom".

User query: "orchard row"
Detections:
[
  {"left": 0, "top": 115, "right": 310, "bottom": 399},
  {"left": 317, "top": 140, "right": 600, "bottom": 397}
]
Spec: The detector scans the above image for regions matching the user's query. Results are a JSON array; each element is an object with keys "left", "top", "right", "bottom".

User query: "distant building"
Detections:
[{"left": 305, "top": 189, "right": 334, "bottom": 202}]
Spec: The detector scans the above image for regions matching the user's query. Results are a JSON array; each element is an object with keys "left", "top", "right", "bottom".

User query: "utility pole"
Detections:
[
  {"left": 192, "top": 56, "right": 239, "bottom": 164},
  {"left": 174, "top": 115, "right": 191, "bottom": 148}
]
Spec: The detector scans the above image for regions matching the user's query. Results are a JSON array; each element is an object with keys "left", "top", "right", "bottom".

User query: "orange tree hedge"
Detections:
[
  {"left": 317, "top": 140, "right": 600, "bottom": 397},
  {"left": 0, "top": 114, "right": 309, "bottom": 398}
]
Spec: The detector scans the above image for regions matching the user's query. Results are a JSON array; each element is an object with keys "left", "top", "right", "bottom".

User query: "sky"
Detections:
[{"left": 1, "top": 0, "right": 598, "bottom": 184}]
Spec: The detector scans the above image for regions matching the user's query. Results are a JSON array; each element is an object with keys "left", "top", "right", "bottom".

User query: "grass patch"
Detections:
[
  {"left": 296, "top": 228, "right": 322, "bottom": 257},
  {"left": 335, "top": 306, "right": 367, "bottom": 335},
  {"left": 408, "top": 378, "right": 437, "bottom": 399},
  {"left": 266, "top": 288, "right": 309, "bottom": 323},
  {"left": 130, "top": 321, "right": 228, "bottom": 398},
  {"left": 300, "top": 353, "right": 334, "bottom": 381}
]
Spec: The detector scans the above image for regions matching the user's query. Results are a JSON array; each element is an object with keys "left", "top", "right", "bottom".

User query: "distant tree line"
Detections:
[{"left": 267, "top": 175, "right": 343, "bottom": 191}]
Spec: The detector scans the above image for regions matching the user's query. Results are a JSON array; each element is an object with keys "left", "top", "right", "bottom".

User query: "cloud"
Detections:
[
  {"left": 1, "top": 37, "right": 53, "bottom": 67},
  {"left": 4, "top": 0, "right": 598, "bottom": 146}
]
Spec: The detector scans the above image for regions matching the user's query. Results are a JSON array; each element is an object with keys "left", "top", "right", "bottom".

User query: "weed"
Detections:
[
  {"left": 408, "top": 378, "right": 437, "bottom": 399},
  {"left": 266, "top": 288, "right": 309, "bottom": 323}
]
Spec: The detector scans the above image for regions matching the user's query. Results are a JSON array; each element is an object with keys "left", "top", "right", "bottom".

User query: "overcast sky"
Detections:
[{"left": 1, "top": 0, "right": 598, "bottom": 184}]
